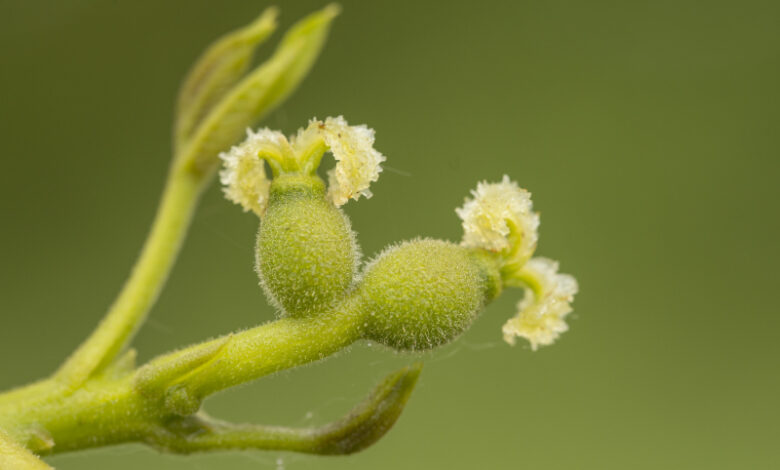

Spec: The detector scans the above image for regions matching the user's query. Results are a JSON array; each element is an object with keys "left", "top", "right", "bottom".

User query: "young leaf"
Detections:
[
  {"left": 179, "top": 4, "right": 340, "bottom": 174},
  {"left": 147, "top": 363, "right": 423, "bottom": 455},
  {"left": 174, "top": 7, "right": 278, "bottom": 149}
]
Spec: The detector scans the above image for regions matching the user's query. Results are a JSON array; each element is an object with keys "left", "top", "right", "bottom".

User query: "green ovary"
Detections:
[
  {"left": 357, "top": 239, "right": 502, "bottom": 351},
  {"left": 256, "top": 175, "right": 359, "bottom": 317}
]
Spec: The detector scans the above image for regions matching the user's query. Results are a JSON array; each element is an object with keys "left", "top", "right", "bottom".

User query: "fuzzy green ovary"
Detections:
[
  {"left": 356, "top": 239, "right": 502, "bottom": 351},
  {"left": 256, "top": 175, "right": 358, "bottom": 316}
]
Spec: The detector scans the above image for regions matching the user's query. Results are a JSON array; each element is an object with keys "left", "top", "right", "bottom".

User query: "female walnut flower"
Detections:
[
  {"left": 219, "top": 116, "right": 384, "bottom": 317},
  {"left": 218, "top": 115, "right": 385, "bottom": 214},
  {"left": 456, "top": 176, "right": 578, "bottom": 350}
]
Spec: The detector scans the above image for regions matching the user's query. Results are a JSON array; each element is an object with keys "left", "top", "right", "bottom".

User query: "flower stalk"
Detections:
[{"left": 0, "top": 4, "right": 578, "bottom": 468}]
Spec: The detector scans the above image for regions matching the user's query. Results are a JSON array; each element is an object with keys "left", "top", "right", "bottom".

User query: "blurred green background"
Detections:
[{"left": 1, "top": 0, "right": 779, "bottom": 468}]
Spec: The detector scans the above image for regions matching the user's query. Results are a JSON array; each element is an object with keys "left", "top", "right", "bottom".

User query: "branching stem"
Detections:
[{"left": 0, "top": 309, "right": 389, "bottom": 457}]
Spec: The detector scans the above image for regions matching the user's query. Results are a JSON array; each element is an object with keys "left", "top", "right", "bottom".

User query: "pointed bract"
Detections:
[{"left": 175, "top": 7, "right": 278, "bottom": 149}]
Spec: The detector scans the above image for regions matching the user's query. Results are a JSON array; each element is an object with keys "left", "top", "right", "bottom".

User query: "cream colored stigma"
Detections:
[
  {"left": 456, "top": 176, "right": 577, "bottom": 350},
  {"left": 219, "top": 128, "right": 283, "bottom": 216},
  {"left": 456, "top": 175, "right": 540, "bottom": 266},
  {"left": 501, "top": 257, "right": 578, "bottom": 350},
  {"left": 218, "top": 116, "right": 385, "bottom": 214},
  {"left": 297, "top": 116, "right": 385, "bottom": 206}
]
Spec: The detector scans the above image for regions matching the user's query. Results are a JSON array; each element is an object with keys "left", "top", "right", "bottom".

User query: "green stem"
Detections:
[
  {"left": 152, "top": 363, "right": 422, "bottom": 456},
  {"left": 0, "top": 311, "right": 365, "bottom": 456},
  {"left": 0, "top": 380, "right": 59, "bottom": 408},
  {"left": 0, "top": 427, "right": 52, "bottom": 469},
  {"left": 56, "top": 166, "right": 206, "bottom": 388},
  {"left": 144, "top": 306, "right": 364, "bottom": 415}
]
